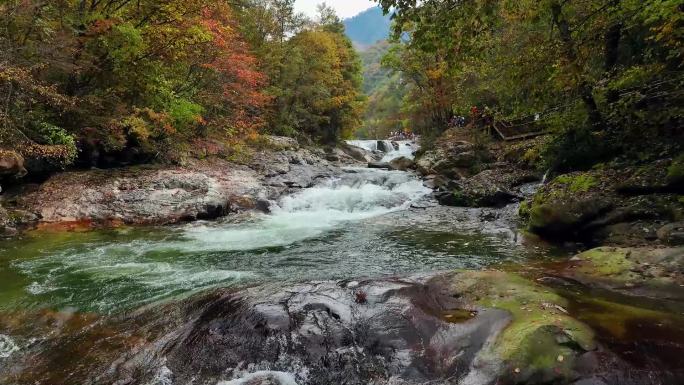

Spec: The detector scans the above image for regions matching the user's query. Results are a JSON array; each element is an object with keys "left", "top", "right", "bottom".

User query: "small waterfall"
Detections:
[
  {"left": 380, "top": 140, "right": 418, "bottom": 162},
  {"left": 541, "top": 169, "right": 551, "bottom": 185},
  {"left": 346, "top": 140, "right": 419, "bottom": 162},
  {"left": 346, "top": 140, "right": 379, "bottom": 152}
]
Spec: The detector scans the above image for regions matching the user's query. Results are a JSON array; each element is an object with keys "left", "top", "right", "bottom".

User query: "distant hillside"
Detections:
[{"left": 343, "top": 7, "right": 391, "bottom": 49}]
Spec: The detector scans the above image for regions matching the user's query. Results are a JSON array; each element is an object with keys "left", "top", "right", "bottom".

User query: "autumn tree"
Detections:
[
  {"left": 376, "top": 0, "right": 683, "bottom": 170},
  {"left": 238, "top": 1, "right": 364, "bottom": 144},
  {"left": 0, "top": 0, "right": 269, "bottom": 167}
]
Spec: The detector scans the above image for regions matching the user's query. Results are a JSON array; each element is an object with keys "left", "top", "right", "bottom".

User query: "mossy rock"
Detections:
[
  {"left": 447, "top": 270, "right": 596, "bottom": 383},
  {"left": 560, "top": 247, "right": 684, "bottom": 299},
  {"left": 526, "top": 171, "right": 615, "bottom": 239}
]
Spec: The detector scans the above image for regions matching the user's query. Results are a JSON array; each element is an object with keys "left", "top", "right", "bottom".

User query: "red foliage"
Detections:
[{"left": 199, "top": 4, "right": 271, "bottom": 138}]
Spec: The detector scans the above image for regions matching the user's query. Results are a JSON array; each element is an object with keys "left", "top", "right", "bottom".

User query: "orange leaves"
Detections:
[{"left": 196, "top": 3, "right": 270, "bottom": 138}]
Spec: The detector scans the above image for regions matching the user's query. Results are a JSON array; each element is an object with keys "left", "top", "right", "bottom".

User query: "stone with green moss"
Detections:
[
  {"left": 525, "top": 170, "right": 615, "bottom": 239},
  {"left": 554, "top": 173, "right": 598, "bottom": 193},
  {"left": 446, "top": 270, "right": 596, "bottom": 383},
  {"left": 560, "top": 247, "right": 684, "bottom": 299}
]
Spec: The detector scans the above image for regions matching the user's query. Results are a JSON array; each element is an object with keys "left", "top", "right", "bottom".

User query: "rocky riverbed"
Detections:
[
  {"left": 0, "top": 137, "right": 348, "bottom": 235},
  {"left": 0, "top": 137, "right": 683, "bottom": 385}
]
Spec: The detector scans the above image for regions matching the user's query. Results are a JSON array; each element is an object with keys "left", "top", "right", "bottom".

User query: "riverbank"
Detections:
[
  {"left": 1, "top": 137, "right": 683, "bottom": 385},
  {"left": 413, "top": 128, "right": 683, "bottom": 249},
  {"left": 0, "top": 137, "right": 361, "bottom": 236}
]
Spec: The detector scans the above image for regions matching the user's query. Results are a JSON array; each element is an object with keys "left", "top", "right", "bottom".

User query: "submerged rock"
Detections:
[
  {"left": 2, "top": 271, "right": 662, "bottom": 385},
  {"left": 557, "top": 247, "right": 684, "bottom": 300}
]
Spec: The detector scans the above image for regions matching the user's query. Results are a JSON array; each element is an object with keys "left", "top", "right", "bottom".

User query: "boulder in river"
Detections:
[
  {"left": 556, "top": 247, "right": 684, "bottom": 300},
  {"left": 437, "top": 167, "right": 536, "bottom": 208},
  {"left": 368, "top": 161, "right": 390, "bottom": 169},
  {"left": 3, "top": 271, "right": 668, "bottom": 385},
  {"left": 340, "top": 142, "right": 375, "bottom": 163},
  {"left": 523, "top": 165, "right": 682, "bottom": 244},
  {"left": 7, "top": 149, "right": 337, "bottom": 230},
  {"left": 388, "top": 156, "right": 415, "bottom": 171}
]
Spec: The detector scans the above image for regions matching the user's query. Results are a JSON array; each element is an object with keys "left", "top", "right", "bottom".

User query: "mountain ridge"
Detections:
[{"left": 343, "top": 6, "right": 391, "bottom": 50}]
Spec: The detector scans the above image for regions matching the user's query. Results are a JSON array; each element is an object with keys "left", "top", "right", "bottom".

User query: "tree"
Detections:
[
  {"left": 0, "top": 0, "right": 270, "bottom": 167},
  {"left": 375, "top": 0, "right": 683, "bottom": 169}
]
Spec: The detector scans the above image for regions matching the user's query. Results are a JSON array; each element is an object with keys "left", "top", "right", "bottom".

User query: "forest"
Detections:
[
  {"left": 1, "top": 2, "right": 684, "bottom": 385},
  {"left": 371, "top": 0, "right": 683, "bottom": 171},
  {"left": 0, "top": 0, "right": 363, "bottom": 170}
]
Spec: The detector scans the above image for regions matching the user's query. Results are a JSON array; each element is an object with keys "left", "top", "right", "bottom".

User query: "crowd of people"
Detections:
[{"left": 389, "top": 131, "right": 416, "bottom": 140}]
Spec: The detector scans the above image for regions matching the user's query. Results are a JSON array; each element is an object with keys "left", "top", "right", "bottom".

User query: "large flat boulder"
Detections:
[
  {"left": 3, "top": 272, "right": 663, "bottom": 385},
  {"left": 11, "top": 149, "right": 336, "bottom": 229}
]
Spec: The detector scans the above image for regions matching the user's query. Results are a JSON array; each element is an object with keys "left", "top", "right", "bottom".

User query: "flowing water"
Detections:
[
  {"left": 4, "top": 141, "right": 679, "bottom": 383},
  {"left": 345, "top": 139, "right": 419, "bottom": 163},
  {"left": 0, "top": 167, "right": 550, "bottom": 316}
]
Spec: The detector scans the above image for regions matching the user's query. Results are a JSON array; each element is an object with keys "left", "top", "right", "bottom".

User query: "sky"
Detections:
[{"left": 295, "top": 0, "right": 377, "bottom": 19}]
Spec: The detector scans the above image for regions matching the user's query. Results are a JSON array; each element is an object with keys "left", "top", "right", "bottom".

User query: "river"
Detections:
[
  {"left": 1, "top": 141, "right": 679, "bottom": 384},
  {"left": 0, "top": 153, "right": 551, "bottom": 315}
]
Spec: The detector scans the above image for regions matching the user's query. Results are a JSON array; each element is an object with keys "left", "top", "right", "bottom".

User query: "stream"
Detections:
[
  {"left": 0, "top": 141, "right": 550, "bottom": 315},
  {"left": 0, "top": 141, "right": 681, "bottom": 384}
]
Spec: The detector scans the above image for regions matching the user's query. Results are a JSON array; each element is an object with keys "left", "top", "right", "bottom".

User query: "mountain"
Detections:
[{"left": 343, "top": 7, "right": 391, "bottom": 50}]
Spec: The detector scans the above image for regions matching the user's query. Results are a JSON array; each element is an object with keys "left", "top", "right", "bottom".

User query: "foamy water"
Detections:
[
  {"left": 6, "top": 168, "right": 431, "bottom": 313},
  {"left": 218, "top": 371, "right": 299, "bottom": 385},
  {"left": 345, "top": 139, "right": 418, "bottom": 163},
  {"left": 0, "top": 334, "right": 19, "bottom": 358}
]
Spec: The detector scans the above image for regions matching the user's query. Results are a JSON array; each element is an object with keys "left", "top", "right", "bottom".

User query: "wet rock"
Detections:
[
  {"left": 377, "top": 140, "right": 394, "bottom": 153},
  {"left": 657, "top": 222, "right": 684, "bottom": 246},
  {"left": 415, "top": 150, "right": 443, "bottom": 175},
  {"left": 9, "top": 149, "right": 337, "bottom": 230},
  {"left": 558, "top": 247, "right": 684, "bottom": 300},
  {"left": 388, "top": 156, "right": 414, "bottom": 171},
  {"left": 2, "top": 271, "right": 667, "bottom": 385},
  {"left": 368, "top": 161, "right": 390, "bottom": 169},
  {"left": 340, "top": 143, "right": 373, "bottom": 163},
  {"left": 438, "top": 168, "right": 533, "bottom": 208},
  {"left": 524, "top": 166, "right": 682, "bottom": 245},
  {"left": 528, "top": 196, "right": 614, "bottom": 239},
  {"left": 0, "top": 150, "right": 28, "bottom": 179},
  {"left": 423, "top": 174, "right": 452, "bottom": 190}
]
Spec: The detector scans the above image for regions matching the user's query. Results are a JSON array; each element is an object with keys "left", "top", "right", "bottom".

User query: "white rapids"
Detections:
[
  {"left": 11, "top": 168, "right": 431, "bottom": 313},
  {"left": 0, "top": 334, "right": 20, "bottom": 358},
  {"left": 345, "top": 139, "right": 419, "bottom": 163},
  {"left": 217, "top": 371, "right": 299, "bottom": 385},
  {"left": 182, "top": 168, "right": 430, "bottom": 251}
]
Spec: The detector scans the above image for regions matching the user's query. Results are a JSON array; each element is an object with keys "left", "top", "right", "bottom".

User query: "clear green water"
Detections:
[{"left": 0, "top": 169, "right": 556, "bottom": 315}]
